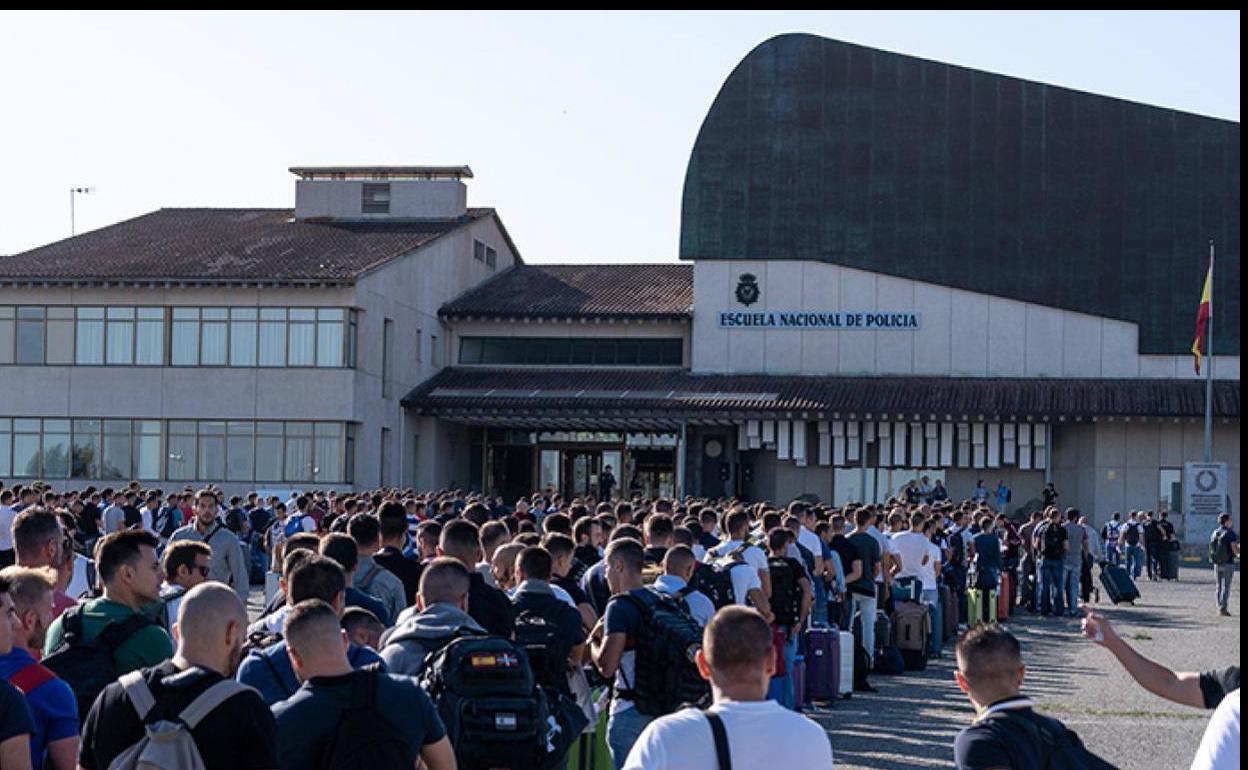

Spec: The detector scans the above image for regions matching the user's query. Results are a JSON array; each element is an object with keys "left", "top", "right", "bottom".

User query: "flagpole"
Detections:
[{"left": 1203, "top": 241, "right": 1214, "bottom": 463}]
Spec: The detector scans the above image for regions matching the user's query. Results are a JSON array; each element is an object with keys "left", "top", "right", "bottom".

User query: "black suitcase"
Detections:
[
  {"left": 874, "top": 611, "right": 892, "bottom": 655},
  {"left": 1100, "top": 563, "right": 1139, "bottom": 604},
  {"left": 1160, "top": 541, "right": 1181, "bottom": 580}
]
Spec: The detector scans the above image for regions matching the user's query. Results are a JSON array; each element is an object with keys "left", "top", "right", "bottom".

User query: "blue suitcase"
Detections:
[{"left": 1100, "top": 563, "right": 1139, "bottom": 604}]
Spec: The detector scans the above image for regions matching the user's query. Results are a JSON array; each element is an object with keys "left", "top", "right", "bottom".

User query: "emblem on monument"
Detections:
[{"left": 735, "top": 273, "right": 760, "bottom": 306}]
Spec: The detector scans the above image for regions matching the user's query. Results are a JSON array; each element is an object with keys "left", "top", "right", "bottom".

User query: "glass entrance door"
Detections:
[{"left": 563, "top": 450, "right": 602, "bottom": 500}]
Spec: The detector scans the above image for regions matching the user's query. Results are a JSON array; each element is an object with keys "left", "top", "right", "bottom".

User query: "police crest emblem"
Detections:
[{"left": 735, "top": 273, "right": 760, "bottom": 306}]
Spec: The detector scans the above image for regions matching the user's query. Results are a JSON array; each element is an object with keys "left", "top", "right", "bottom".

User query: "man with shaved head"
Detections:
[
  {"left": 274, "top": 600, "right": 456, "bottom": 770},
  {"left": 623, "top": 607, "right": 833, "bottom": 769},
  {"left": 78, "top": 582, "right": 277, "bottom": 770}
]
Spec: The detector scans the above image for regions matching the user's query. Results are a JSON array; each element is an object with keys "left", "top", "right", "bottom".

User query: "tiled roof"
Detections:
[
  {"left": 403, "top": 367, "right": 1240, "bottom": 421},
  {"left": 0, "top": 207, "right": 500, "bottom": 282},
  {"left": 439, "top": 264, "right": 693, "bottom": 320}
]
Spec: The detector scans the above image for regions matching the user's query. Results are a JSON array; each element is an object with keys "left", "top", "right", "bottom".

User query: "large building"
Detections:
[{"left": 1, "top": 34, "right": 1240, "bottom": 538}]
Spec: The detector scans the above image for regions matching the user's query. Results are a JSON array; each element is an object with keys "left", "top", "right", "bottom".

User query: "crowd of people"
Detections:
[{"left": 0, "top": 478, "right": 1238, "bottom": 770}]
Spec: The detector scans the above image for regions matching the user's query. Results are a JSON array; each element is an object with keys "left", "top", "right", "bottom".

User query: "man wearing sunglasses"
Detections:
[{"left": 150, "top": 541, "right": 212, "bottom": 635}]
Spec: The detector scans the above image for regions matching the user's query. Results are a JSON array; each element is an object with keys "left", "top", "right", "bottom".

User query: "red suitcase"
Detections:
[{"left": 998, "top": 572, "right": 1011, "bottom": 621}]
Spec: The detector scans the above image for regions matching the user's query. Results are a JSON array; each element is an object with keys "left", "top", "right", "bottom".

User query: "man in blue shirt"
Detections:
[
  {"left": 273, "top": 599, "right": 455, "bottom": 770},
  {"left": 0, "top": 567, "right": 76, "bottom": 770},
  {"left": 236, "top": 555, "right": 383, "bottom": 706}
]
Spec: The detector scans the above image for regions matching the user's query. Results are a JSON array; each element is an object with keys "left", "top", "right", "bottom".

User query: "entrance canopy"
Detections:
[{"left": 402, "top": 368, "right": 1240, "bottom": 427}]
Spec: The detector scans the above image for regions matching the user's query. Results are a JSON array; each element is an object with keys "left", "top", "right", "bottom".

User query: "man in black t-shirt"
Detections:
[
  {"left": 78, "top": 583, "right": 277, "bottom": 770},
  {"left": 1034, "top": 508, "right": 1068, "bottom": 617},
  {"left": 439, "top": 520, "right": 515, "bottom": 638},
  {"left": 374, "top": 501, "right": 424, "bottom": 606},
  {"left": 847, "top": 508, "right": 882, "bottom": 666}
]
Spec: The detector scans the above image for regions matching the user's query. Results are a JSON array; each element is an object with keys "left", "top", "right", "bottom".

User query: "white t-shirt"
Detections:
[
  {"left": 623, "top": 700, "right": 834, "bottom": 770},
  {"left": 923, "top": 541, "right": 942, "bottom": 590},
  {"left": 710, "top": 540, "right": 766, "bottom": 606},
  {"left": 891, "top": 532, "right": 933, "bottom": 584},
  {"left": 867, "top": 526, "right": 894, "bottom": 583},
  {"left": 66, "top": 554, "right": 95, "bottom": 599},
  {"left": 1191, "top": 688, "right": 1239, "bottom": 770},
  {"left": 797, "top": 527, "right": 822, "bottom": 564},
  {"left": 477, "top": 561, "right": 497, "bottom": 588}
]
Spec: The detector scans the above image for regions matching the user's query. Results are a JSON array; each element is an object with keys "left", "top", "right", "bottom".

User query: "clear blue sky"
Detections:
[{"left": 0, "top": 11, "right": 1238, "bottom": 262}]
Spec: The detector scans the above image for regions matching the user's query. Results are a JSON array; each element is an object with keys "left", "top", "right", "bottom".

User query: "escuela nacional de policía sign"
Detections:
[{"left": 718, "top": 310, "right": 921, "bottom": 330}]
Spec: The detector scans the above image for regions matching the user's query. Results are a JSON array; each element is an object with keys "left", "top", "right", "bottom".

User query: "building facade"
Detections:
[{"left": 2, "top": 35, "right": 1240, "bottom": 537}]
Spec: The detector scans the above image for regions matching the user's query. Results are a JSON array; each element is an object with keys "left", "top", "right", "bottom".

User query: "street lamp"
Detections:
[{"left": 70, "top": 186, "right": 94, "bottom": 236}]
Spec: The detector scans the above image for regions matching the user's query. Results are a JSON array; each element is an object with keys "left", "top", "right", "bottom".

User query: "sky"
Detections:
[{"left": 0, "top": 11, "right": 1239, "bottom": 262}]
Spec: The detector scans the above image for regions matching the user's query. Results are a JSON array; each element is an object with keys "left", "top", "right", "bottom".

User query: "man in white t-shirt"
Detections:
[
  {"left": 623, "top": 605, "right": 834, "bottom": 770},
  {"left": 1191, "top": 688, "right": 1239, "bottom": 770},
  {"left": 654, "top": 546, "right": 716, "bottom": 627},
  {"left": 791, "top": 502, "right": 824, "bottom": 579},
  {"left": 0, "top": 490, "right": 17, "bottom": 567},
  {"left": 709, "top": 510, "right": 772, "bottom": 619}
]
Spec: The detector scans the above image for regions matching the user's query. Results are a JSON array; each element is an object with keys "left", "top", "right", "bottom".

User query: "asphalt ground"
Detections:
[{"left": 808, "top": 565, "right": 1241, "bottom": 770}]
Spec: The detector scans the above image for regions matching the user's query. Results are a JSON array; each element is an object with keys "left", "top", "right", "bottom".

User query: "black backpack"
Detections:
[
  {"left": 513, "top": 609, "right": 570, "bottom": 695},
  {"left": 417, "top": 635, "right": 550, "bottom": 770},
  {"left": 123, "top": 506, "right": 143, "bottom": 529},
  {"left": 1041, "top": 523, "right": 1065, "bottom": 559},
  {"left": 615, "top": 589, "right": 710, "bottom": 717},
  {"left": 1124, "top": 522, "right": 1141, "bottom": 546},
  {"left": 985, "top": 708, "right": 1117, "bottom": 770},
  {"left": 155, "top": 508, "right": 179, "bottom": 540},
  {"left": 689, "top": 544, "right": 750, "bottom": 609},
  {"left": 317, "top": 669, "right": 412, "bottom": 770},
  {"left": 948, "top": 529, "right": 967, "bottom": 568},
  {"left": 765, "top": 556, "right": 803, "bottom": 627},
  {"left": 43, "top": 605, "right": 158, "bottom": 721}
]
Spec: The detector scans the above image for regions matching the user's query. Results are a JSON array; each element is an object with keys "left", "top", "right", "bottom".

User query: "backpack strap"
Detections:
[
  {"left": 9, "top": 663, "right": 57, "bottom": 695},
  {"left": 60, "top": 605, "right": 86, "bottom": 644},
  {"left": 177, "top": 678, "right": 252, "bottom": 729},
  {"left": 97, "top": 613, "right": 157, "bottom": 655},
  {"left": 120, "top": 670, "right": 159, "bottom": 721},
  {"left": 703, "top": 709, "right": 733, "bottom": 770},
  {"left": 358, "top": 563, "right": 382, "bottom": 592}
]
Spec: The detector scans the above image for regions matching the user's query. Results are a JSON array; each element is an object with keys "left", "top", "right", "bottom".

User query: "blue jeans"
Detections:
[
  {"left": 922, "top": 588, "right": 943, "bottom": 656},
  {"left": 1062, "top": 564, "right": 1081, "bottom": 616},
  {"left": 1125, "top": 545, "right": 1145, "bottom": 578},
  {"left": 1105, "top": 544, "right": 1120, "bottom": 566},
  {"left": 766, "top": 626, "right": 801, "bottom": 709},
  {"left": 812, "top": 580, "right": 829, "bottom": 626},
  {"left": 1038, "top": 559, "right": 1065, "bottom": 615},
  {"left": 607, "top": 707, "right": 653, "bottom": 770}
]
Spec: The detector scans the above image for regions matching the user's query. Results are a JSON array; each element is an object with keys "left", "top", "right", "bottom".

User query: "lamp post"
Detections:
[{"left": 70, "top": 186, "right": 94, "bottom": 235}]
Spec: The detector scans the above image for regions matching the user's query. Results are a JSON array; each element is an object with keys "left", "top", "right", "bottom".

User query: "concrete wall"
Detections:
[
  {"left": 692, "top": 260, "right": 1242, "bottom": 380},
  {"left": 356, "top": 215, "right": 519, "bottom": 488},
  {"left": 295, "top": 179, "right": 467, "bottom": 220},
  {"left": 1050, "top": 420, "right": 1240, "bottom": 532}
]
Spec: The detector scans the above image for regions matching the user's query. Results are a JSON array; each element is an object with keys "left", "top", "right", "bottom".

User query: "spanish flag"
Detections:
[{"left": 1191, "top": 256, "right": 1213, "bottom": 374}]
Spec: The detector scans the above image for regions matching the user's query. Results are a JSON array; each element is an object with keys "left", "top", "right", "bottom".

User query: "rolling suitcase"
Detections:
[
  {"left": 967, "top": 588, "right": 998, "bottom": 626},
  {"left": 940, "top": 585, "right": 958, "bottom": 639},
  {"left": 837, "top": 630, "right": 855, "bottom": 699},
  {"left": 997, "top": 573, "right": 1011, "bottom": 621},
  {"left": 803, "top": 625, "right": 840, "bottom": 703},
  {"left": 792, "top": 655, "right": 807, "bottom": 709},
  {"left": 873, "top": 611, "right": 892, "bottom": 656},
  {"left": 1100, "top": 562, "right": 1140, "bottom": 604},
  {"left": 1160, "top": 541, "right": 1181, "bottom": 580},
  {"left": 891, "top": 601, "right": 931, "bottom": 671}
]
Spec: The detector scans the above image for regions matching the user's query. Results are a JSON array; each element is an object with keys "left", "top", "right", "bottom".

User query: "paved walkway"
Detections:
[{"left": 810, "top": 566, "right": 1241, "bottom": 770}]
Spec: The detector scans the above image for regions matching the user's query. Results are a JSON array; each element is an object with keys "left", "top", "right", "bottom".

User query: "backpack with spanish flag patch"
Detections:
[{"left": 417, "top": 635, "right": 553, "bottom": 770}]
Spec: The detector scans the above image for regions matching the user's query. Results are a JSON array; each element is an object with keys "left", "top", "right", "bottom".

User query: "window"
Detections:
[
  {"left": 75, "top": 308, "right": 105, "bottom": 364},
  {"left": 132, "top": 420, "right": 162, "bottom": 479},
  {"left": 346, "top": 310, "right": 358, "bottom": 368},
  {"left": 256, "top": 422, "right": 284, "bottom": 481},
  {"left": 415, "top": 328, "right": 422, "bottom": 364},
  {"left": 72, "top": 419, "right": 101, "bottom": 478},
  {"left": 431, "top": 334, "right": 439, "bottom": 367},
  {"left": 200, "top": 309, "right": 227, "bottom": 366},
  {"left": 135, "top": 308, "right": 165, "bottom": 365},
  {"left": 101, "top": 419, "right": 132, "bottom": 479},
  {"left": 42, "top": 419, "right": 70, "bottom": 478},
  {"left": 229, "top": 308, "right": 257, "bottom": 367},
  {"left": 1159, "top": 468, "right": 1182, "bottom": 514},
  {"left": 380, "top": 427, "right": 392, "bottom": 487},
  {"left": 259, "top": 308, "right": 286, "bottom": 366},
  {"left": 285, "top": 422, "right": 314, "bottom": 482},
  {"left": 46, "top": 308, "right": 74, "bottom": 364},
  {"left": 457, "top": 337, "right": 684, "bottom": 366},
  {"left": 11, "top": 419, "right": 41, "bottom": 477},
  {"left": 316, "top": 309, "right": 345, "bottom": 367},
  {"left": 167, "top": 421, "right": 198, "bottom": 480},
  {"left": 485, "top": 245, "right": 497, "bottom": 269},
  {"left": 105, "top": 307, "right": 135, "bottom": 365},
  {"left": 0, "top": 419, "right": 9, "bottom": 476},
  {"left": 362, "top": 183, "right": 391, "bottom": 214},
  {"left": 171, "top": 308, "right": 200, "bottom": 366},
  {"left": 0, "top": 308, "right": 13, "bottom": 365},
  {"left": 473, "top": 239, "right": 486, "bottom": 262},
  {"left": 226, "top": 421, "right": 255, "bottom": 481},
  {"left": 382, "top": 319, "right": 394, "bottom": 398},
  {"left": 15, "top": 307, "right": 44, "bottom": 364},
  {"left": 197, "top": 421, "right": 226, "bottom": 479},
  {"left": 288, "top": 309, "right": 315, "bottom": 366},
  {"left": 314, "top": 422, "right": 343, "bottom": 482}
]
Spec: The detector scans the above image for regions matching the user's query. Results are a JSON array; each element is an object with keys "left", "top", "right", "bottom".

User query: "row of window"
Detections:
[
  {"left": 458, "top": 337, "right": 684, "bottom": 366},
  {"left": 472, "top": 239, "right": 497, "bottom": 269},
  {"left": 0, "top": 418, "right": 354, "bottom": 483},
  {"left": 0, "top": 306, "right": 357, "bottom": 368}
]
